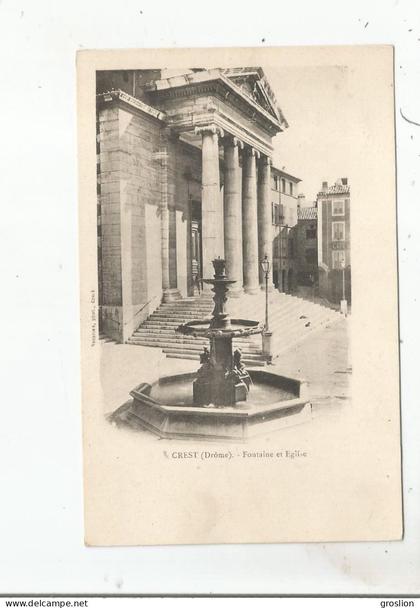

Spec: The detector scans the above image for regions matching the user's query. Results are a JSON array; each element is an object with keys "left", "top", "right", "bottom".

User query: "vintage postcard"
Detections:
[{"left": 78, "top": 46, "right": 402, "bottom": 546}]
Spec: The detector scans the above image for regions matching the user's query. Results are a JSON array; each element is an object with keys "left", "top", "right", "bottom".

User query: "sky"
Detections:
[
  {"left": 265, "top": 64, "right": 352, "bottom": 203},
  {"left": 164, "top": 65, "right": 354, "bottom": 204}
]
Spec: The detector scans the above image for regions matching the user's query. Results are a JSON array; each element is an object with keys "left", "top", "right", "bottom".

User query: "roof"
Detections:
[
  {"left": 146, "top": 68, "right": 287, "bottom": 132},
  {"left": 298, "top": 207, "right": 317, "bottom": 220},
  {"left": 317, "top": 184, "right": 350, "bottom": 196},
  {"left": 221, "top": 67, "right": 288, "bottom": 128},
  {"left": 272, "top": 166, "right": 302, "bottom": 183}
]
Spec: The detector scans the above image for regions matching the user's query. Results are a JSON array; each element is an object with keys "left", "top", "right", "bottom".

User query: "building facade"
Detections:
[
  {"left": 96, "top": 68, "right": 290, "bottom": 342},
  {"left": 271, "top": 169, "right": 301, "bottom": 293},
  {"left": 295, "top": 203, "right": 318, "bottom": 297},
  {"left": 317, "top": 178, "right": 351, "bottom": 304}
]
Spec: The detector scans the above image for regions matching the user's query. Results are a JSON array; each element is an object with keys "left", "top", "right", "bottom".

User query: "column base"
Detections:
[
  {"left": 228, "top": 286, "right": 244, "bottom": 298},
  {"left": 340, "top": 299, "right": 348, "bottom": 316},
  {"left": 260, "top": 283, "right": 275, "bottom": 292},
  {"left": 162, "top": 288, "right": 182, "bottom": 303},
  {"left": 244, "top": 285, "right": 260, "bottom": 295}
]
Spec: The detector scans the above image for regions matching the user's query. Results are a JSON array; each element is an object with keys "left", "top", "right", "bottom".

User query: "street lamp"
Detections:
[
  {"left": 260, "top": 254, "right": 270, "bottom": 331},
  {"left": 340, "top": 259, "right": 348, "bottom": 316},
  {"left": 260, "top": 254, "right": 273, "bottom": 362}
]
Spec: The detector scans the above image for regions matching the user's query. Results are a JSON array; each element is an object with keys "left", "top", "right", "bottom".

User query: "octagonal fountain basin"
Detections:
[
  {"left": 120, "top": 370, "right": 311, "bottom": 442},
  {"left": 176, "top": 318, "right": 263, "bottom": 339}
]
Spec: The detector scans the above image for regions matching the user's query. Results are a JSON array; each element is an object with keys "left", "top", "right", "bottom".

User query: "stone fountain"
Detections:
[
  {"left": 116, "top": 258, "right": 311, "bottom": 441},
  {"left": 177, "top": 256, "right": 262, "bottom": 407}
]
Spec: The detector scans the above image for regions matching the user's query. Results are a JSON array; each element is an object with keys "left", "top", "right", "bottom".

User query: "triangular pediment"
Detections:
[{"left": 222, "top": 67, "right": 285, "bottom": 124}]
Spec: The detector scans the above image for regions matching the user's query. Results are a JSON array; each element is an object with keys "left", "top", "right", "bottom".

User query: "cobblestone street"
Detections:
[{"left": 272, "top": 317, "right": 351, "bottom": 415}]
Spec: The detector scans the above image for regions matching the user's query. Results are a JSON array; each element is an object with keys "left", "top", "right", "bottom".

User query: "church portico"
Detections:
[{"left": 96, "top": 68, "right": 288, "bottom": 342}]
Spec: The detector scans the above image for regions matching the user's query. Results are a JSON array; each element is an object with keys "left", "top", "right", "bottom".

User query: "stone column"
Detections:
[
  {"left": 223, "top": 137, "right": 243, "bottom": 295},
  {"left": 160, "top": 152, "right": 171, "bottom": 293},
  {"left": 154, "top": 133, "right": 181, "bottom": 303},
  {"left": 196, "top": 124, "right": 224, "bottom": 281},
  {"left": 258, "top": 155, "right": 273, "bottom": 289},
  {"left": 242, "top": 147, "right": 260, "bottom": 295}
]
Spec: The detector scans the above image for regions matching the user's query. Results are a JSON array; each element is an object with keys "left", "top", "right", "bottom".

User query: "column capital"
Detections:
[
  {"left": 224, "top": 135, "right": 244, "bottom": 150},
  {"left": 244, "top": 146, "right": 261, "bottom": 159},
  {"left": 195, "top": 124, "right": 224, "bottom": 138},
  {"left": 260, "top": 155, "right": 272, "bottom": 166}
]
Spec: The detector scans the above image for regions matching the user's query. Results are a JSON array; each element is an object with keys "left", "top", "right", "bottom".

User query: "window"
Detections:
[
  {"left": 332, "top": 199, "right": 345, "bottom": 216},
  {"left": 332, "top": 250, "right": 346, "bottom": 269},
  {"left": 274, "top": 176, "right": 279, "bottom": 191},
  {"left": 272, "top": 203, "right": 283, "bottom": 225},
  {"left": 281, "top": 178, "right": 286, "bottom": 193},
  {"left": 272, "top": 203, "right": 278, "bottom": 225},
  {"left": 278, "top": 203, "right": 284, "bottom": 224},
  {"left": 289, "top": 182, "right": 293, "bottom": 196},
  {"left": 332, "top": 221, "right": 345, "bottom": 241}
]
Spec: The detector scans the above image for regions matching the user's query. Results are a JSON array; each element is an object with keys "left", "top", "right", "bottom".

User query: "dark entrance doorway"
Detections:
[
  {"left": 281, "top": 269, "right": 286, "bottom": 293},
  {"left": 288, "top": 268, "right": 294, "bottom": 293}
]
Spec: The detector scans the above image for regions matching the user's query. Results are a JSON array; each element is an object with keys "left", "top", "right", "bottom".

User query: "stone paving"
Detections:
[{"left": 272, "top": 316, "right": 351, "bottom": 416}]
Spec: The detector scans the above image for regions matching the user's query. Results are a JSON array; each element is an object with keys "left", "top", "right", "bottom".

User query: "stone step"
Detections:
[
  {"left": 132, "top": 329, "right": 262, "bottom": 342},
  {"left": 151, "top": 297, "right": 328, "bottom": 319},
  {"left": 152, "top": 308, "right": 212, "bottom": 315},
  {"left": 128, "top": 337, "right": 263, "bottom": 352},
  {"left": 270, "top": 316, "right": 330, "bottom": 342},
  {"left": 161, "top": 345, "right": 266, "bottom": 361},
  {"left": 165, "top": 352, "right": 267, "bottom": 366},
  {"left": 128, "top": 292, "right": 342, "bottom": 364},
  {"left": 155, "top": 306, "right": 213, "bottom": 314},
  {"left": 135, "top": 315, "right": 333, "bottom": 343},
  {"left": 139, "top": 310, "right": 334, "bottom": 339},
  {"left": 231, "top": 302, "right": 313, "bottom": 320},
  {"left": 134, "top": 326, "right": 191, "bottom": 334},
  {"left": 151, "top": 313, "right": 213, "bottom": 320},
  {"left": 134, "top": 325, "right": 263, "bottom": 338},
  {"left": 130, "top": 334, "right": 205, "bottom": 343},
  {"left": 132, "top": 325, "right": 315, "bottom": 352},
  {"left": 132, "top": 325, "right": 265, "bottom": 338},
  {"left": 273, "top": 320, "right": 334, "bottom": 354},
  {"left": 142, "top": 319, "right": 184, "bottom": 326},
  {"left": 128, "top": 339, "right": 262, "bottom": 355}
]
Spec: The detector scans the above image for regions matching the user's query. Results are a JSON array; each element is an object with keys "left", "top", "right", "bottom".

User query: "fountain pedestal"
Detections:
[
  {"left": 193, "top": 337, "right": 250, "bottom": 406},
  {"left": 178, "top": 257, "right": 257, "bottom": 407}
]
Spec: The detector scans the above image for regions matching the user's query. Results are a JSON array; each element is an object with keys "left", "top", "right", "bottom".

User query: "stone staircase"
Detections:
[{"left": 127, "top": 291, "right": 342, "bottom": 366}]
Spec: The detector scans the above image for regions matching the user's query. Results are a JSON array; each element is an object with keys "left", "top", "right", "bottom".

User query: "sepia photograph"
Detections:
[
  {"left": 3, "top": 0, "right": 420, "bottom": 597},
  {"left": 96, "top": 66, "right": 351, "bottom": 441},
  {"left": 78, "top": 46, "right": 401, "bottom": 547}
]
